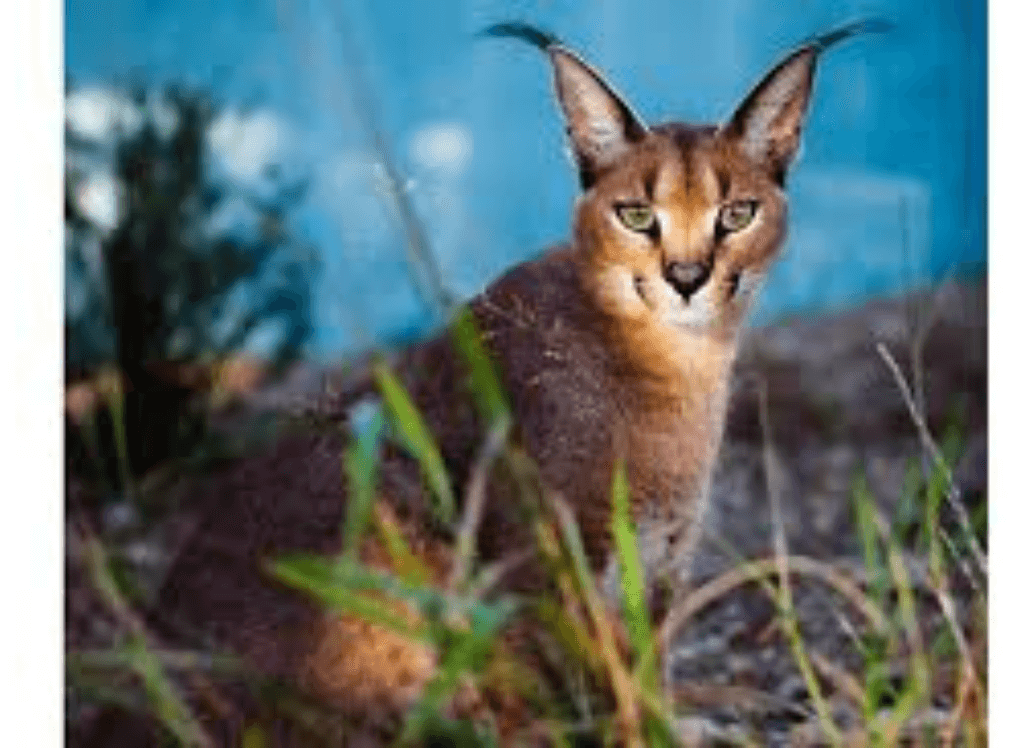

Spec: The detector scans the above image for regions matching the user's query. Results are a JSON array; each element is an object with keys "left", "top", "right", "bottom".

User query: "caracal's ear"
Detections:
[
  {"left": 547, "top": 46, "right": 648, "bottom": 187},
  {"left": 722, "top": 19, "right": 891, "bottom": 184},
  {"left": 481, "top": 22, "right": 648, "bottom": 188}
]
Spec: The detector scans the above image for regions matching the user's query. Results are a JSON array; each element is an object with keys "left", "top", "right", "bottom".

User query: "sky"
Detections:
[{"left": 64, "top": 0, "right": 987, "bottom": 360}]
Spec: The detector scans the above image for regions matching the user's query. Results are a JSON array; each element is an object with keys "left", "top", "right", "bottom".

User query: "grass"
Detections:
[{"left": 69, "top": 522, "right": 217, "bottom": 748}]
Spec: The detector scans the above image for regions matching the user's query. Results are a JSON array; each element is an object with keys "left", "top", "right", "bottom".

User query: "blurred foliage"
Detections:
[{"left": 64, "top": 84, "right": 320, "bottom": 494}]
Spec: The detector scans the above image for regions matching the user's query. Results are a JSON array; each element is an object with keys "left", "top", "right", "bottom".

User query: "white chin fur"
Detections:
[
  {"left": 652, "top": 270, "right": 765, "bottom": 330},
  {"left": 654, "top": 279, "right": 717, "bottom": 330}
]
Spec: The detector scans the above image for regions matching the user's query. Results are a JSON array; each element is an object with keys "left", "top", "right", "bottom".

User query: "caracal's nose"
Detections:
[{"left": 664, "top": 260, "right": 711, "bottom": 300}]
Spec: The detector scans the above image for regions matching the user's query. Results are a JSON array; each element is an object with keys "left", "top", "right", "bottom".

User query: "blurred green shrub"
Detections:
[{"left": 65, "top": 83, "right": 320, "bottom": 493}]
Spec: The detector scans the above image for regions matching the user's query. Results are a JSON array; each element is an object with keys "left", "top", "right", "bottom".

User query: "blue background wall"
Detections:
[{"left": 65, "top": 0, "right": 986, "bottom": 360}]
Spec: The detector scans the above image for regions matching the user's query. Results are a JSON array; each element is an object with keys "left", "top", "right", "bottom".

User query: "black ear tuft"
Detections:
[
  {"left": 724, "top": 19, "right": 891, "bottom": 184},
  {"left": 478, "top": 21, "right": 561, "bottom": 51},
  {"left": 483, "top": 21, "right": 648, "bottom": 188},
  {"left": 811, "top": 18, "right": 894, "bottom": 52}
]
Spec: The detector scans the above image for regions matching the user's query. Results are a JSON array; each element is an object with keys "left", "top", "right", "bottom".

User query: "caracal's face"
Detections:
[
  {"left": 498, "top": 23, "right": 863, "bottom": 339},
  {"left": 575, "top": 123, "right": 789, "bottom": 335}
]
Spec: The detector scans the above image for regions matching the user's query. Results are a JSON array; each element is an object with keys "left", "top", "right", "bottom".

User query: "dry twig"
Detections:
[
  {"left": 658, "top": 555, "right": 886, "bottom": 651},
  {"left": 875, "top": 342, "right": 987, "bottom": 578},
  {"left": 451, "top": 415, "right": 512, "bottom": 590}
]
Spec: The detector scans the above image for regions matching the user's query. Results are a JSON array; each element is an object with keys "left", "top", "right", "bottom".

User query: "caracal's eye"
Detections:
[
  {"left": 717, "top": 199, "right": 759, "bottom": 234},
  {"left": 614, "top": 202, "right": 658, "bottom": 234}
]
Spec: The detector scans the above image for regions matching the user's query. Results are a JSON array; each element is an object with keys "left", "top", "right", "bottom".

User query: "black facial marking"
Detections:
[
  {"left": 716, "top": 169, "right": 731, "bottom": 200},
  {"left": 663, "top": 122, "right": 716, "bottom": 151},
  {"left": 633, "top": 274, "right": 646, "bottom": 300},
  {"left": 643, "top": 171, "right": 657, "bottom": 201},
  {"left": 773, "top": 163, "right": 787, "bottom": 188},
  {"left": 646, "top": 215, "right": 661, "bottom": 243},
  {"left": 726, "top": 271, "right": 741, "bottom": 298}
]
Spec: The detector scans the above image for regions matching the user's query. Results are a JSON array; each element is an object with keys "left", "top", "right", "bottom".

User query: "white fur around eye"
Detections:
[{"left": 655, "top": 209, "right": 671, "bottom": 236}]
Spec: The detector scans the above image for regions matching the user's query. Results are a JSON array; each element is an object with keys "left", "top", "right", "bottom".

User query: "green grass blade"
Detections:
[
  {"left": 884, "top": 532, "right": 931, "bottom": 735},
  {"left": 534, "top": 598, "right": 604, "bottom": 672},
  {"left": 608, "top": 461, "right": 656, "bottom": 690},
  {"left": 371, "top": 505, "right": 433, "bottom": 586},
  {"left": 850, "top": 470, "right": 894, "bottom": 733},
  {"left": 81, "top": 531, "right": 208, "bottom": 746},
  {"left": 373, "top": 361, "right": 456, "bottom": 524},
  {"left": 122, "top": 634, "right": 209, "bottom": 747},
  {"left": 894, "top": 459, "right": 924, "bottom": 547},
  {"left": 271, "top": 554, "right": 421, "bottom": 639},
  {"left": 924, "top": 452, "right": 946, "bottom": 580},
  {"left": 341, "top": 410, "right": 385, "bottom": 560},
  {"left": 851, "top": 470, "right": 885, "bottom": 602},
  {"left": 448, "top": 306, "right": 511, "bottom": 427},
  {"left": 241, "top": 724, "right": 267, "bottom": 748},
  {"left": 101, "top": 369, "right": 135, "bottom": 496},
  {"left": 550, "top": 498, "right": 605, "bottom": 629}
]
